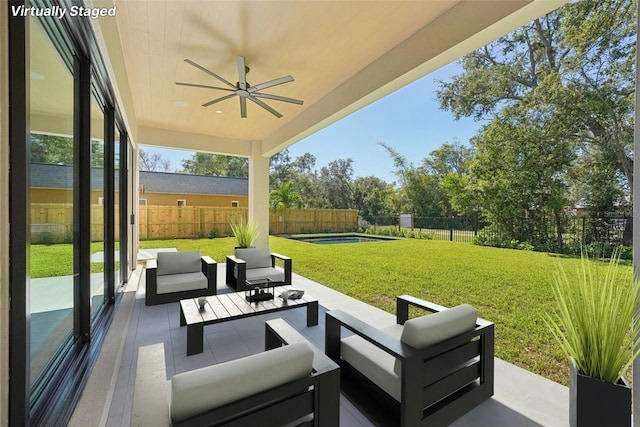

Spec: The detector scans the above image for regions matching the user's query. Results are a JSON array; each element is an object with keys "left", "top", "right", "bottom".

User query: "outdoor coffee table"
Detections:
[{"left": 179, "top": 286, "right": 319, "bottom": 355}]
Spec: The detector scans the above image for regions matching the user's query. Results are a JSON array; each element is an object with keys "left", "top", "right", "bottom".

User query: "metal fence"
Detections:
[{"left": 369, "top": 214, "right": 632, "bottom": 251}]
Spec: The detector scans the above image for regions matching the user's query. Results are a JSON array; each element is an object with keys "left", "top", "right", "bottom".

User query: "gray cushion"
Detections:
[
  {"left": 400, "top": 304, "right": 478, "bottom": 349},
  {"left": 157, "top": 272, "right": 207, "bottom": 294},
  {"left": 235, "top": 247, "right": 272, "bottom": 269},
  {"left": 157, "top": 250, "right": 201, "bottom": 276},
  {"left": 236, "top": 266, "right": 285, "bottom": 283},
  {"left": 342, "top": 304, "right": 478, "bottom": 401},
  {"left": 341, "top": 324, "right": 403, "bottom": 401},
  {"left": 170, "top": 341, "right": 314, "bottom": 422}
]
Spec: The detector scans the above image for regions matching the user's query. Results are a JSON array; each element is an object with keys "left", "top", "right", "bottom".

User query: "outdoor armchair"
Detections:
[
  {"left": 131, "top": 319, "right": 340, "bottom": 426},
  {"left": 225, "top": 247, "right": 292, "bottom": 291},
  {"left": 145, "top": 250, "right": 217, "bottom": 306},
  {"left": 325, "top": 295, "right": 494, "bottom": 427}
]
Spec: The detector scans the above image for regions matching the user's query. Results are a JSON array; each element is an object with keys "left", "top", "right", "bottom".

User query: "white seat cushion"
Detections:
[
  {"left": 157, "top": 272, "right": 207, "bottom": 294},
  {"left": 238, "top": 266, "right": 285, "bottom": 283},
  {"left": 157, "top": 250, "right": 201, "bottom": 276},
  {"left": 170, "top": 341, "right": 314, "bottom": 422},
  {"left": 341, "top": 324, "right": 403, "bottom": 401}
]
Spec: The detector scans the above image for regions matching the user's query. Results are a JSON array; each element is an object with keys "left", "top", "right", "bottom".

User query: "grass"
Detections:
[
  {"left": 31, "top": 242, "right": 112, "bottom": 278},
  {"left": 139, "top": 236, "right": 635, "bottom": 386},
  {"left": 33, "top": 235, "right": 633, "bottom": 385}
]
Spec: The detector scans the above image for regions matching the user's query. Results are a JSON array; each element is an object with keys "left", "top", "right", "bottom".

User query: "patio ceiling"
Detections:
[{"left": 90, "top": 0, "right": 567, "bottom": 157}]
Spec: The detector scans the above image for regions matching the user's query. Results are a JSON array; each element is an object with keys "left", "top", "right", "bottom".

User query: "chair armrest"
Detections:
[
  {"left": 201, "top": 256, "right": 217, "bottom": 295},
  {"left": 225, "top": 256, "right": 247, "bottom": 290},
  {"left": 265, "top": 318, "right": 339, "bottom": 374},
  {"left": 270, "top": 253, "right": 291, "bottom": 261},
  {"left": 396, "top": 295, "right": 493, "bottom": 328},
  {"left": 226, "top": 255, "right": 246, "bottom": 266},
  {"left": 145, "top": 260, "right": 158, "bottom": 306},
  {"left": 325, "top": 309, "right": 416, "bottom": 364},
  {"left": 270, "top": 253, "right": 292, "bottom": 285},
  {"left": 396, "top": 295, "right": 444, "bottom": 324}
]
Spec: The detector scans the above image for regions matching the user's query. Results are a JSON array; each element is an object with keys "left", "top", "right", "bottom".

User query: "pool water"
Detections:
[{"left": 289, "top": 234, "right": 397, "bottom": 245}]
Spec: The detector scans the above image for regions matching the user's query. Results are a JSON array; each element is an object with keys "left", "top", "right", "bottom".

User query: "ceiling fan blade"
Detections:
[
  {"left": 247, "top": 96, "right": 282, "bottom": 118},
  {"left": 176, "top": 82, "right": 235, "bottom": 92},
  {"left": 252, "top": 92, "right": 304, "bottom": 105},
  {"left": 237, "top": 56, "right": 247, "bottom": 90},
  {"left": 202, "top": 93, "right": 237, "bottom": 107},
  {"left": 247, "top": 76, "right": 294, "bottom": 93},
  {"left": 184, "top": 59, "right": 236, "bottom": 89},
  {"left": 240, "top": 97, "right": 247, "bottom": 118}
]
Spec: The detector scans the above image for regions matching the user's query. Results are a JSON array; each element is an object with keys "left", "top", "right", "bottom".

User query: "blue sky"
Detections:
[{"left": 144, "top": 61, "right": 485, "bottom": 184}]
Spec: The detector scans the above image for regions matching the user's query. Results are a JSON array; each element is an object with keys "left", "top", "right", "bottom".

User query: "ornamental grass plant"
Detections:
[
  {"left": 546, "top": 248, "right": 640, "bottom": 384},
  {"left": 230, "top": 219, "right": 259, "bottom": 248}
]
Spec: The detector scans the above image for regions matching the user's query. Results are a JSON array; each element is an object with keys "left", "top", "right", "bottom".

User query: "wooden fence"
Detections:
[{"left": 30, "top": 203, "right": 358, "bottom": 241}]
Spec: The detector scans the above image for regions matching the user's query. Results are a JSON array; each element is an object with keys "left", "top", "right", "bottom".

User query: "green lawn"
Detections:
[
  {"left": 32, "top": 236, "right": 632, "bottom": 386},
  {"left": 139, "top": 236, "right": 635, "bottom": 386}
]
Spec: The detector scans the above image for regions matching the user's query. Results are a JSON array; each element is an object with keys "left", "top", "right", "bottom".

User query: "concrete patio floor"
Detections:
[{"left": 70, "top": 262, "right": 569, "bottom": 426}]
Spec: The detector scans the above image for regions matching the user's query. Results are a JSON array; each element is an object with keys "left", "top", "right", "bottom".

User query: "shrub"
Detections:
[
  {"left": 546, "top": 248, "right": 640, "bottom": 383},
  {"left": 208, "top": 228, "right": 219, "bottom": 239}
]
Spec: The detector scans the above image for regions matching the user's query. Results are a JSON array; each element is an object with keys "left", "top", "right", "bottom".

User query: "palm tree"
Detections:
[{"left": 270, "top": 181, "right": 301, "bottom": 234}]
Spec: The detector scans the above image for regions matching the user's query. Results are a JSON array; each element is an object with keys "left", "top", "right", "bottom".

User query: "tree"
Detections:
[
  {"left": 270, "top": 181, "right": 302, "bottom": 233},
  {"left": 378, "top": 142, "right": 447, "bottom": 217},
  {"left": 437, "top": 0, "right": 635, "bottom": 207},
  {"left": 423, "top": 139, "right": 475, "bottom": 215},
  {"left": 351, "top": 176, "right": 391, "bottom": 222},
  {"left": 470, "top": 106, "right": 575, "bottom": 246},
  {"left": 316, "top": 159, "right": 354, "bottom": 209},
  {"left": 31, "top": 134, "right": 73, "bottom": 165},
  {"left": 138, "top": 149, "right": 172, "bottom": 172},
  {"left": 181, "top": 153, "right": 248, "bottom": 177}
]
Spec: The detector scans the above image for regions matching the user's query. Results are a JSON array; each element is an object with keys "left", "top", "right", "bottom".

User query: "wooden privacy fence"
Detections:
[
  {"left": 139, "top": 206, "right": 246, "bottom": 239},
  {"left": 30, "top": 203, "right": 358, "bottom": 240},
  {"left": 139, "top": 206, "right": 358, "bottom": 239},
  {"left": 31, "top": 203, "right": 108, "bottom": 242},
  {"left": 270, "top": 208, "right": 358, "bottom": 234}
]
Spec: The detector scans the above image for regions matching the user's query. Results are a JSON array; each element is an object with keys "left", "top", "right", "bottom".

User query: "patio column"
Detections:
[
  {"left": 248, "top": 140, "right": 270, "bottom": 248},
  {"left": 633, "top": 1, "right": 640, "bottom": 425}
]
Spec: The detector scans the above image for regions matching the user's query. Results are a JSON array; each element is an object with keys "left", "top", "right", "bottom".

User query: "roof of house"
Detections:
[
  {"left": 31, "top": 163, "right": 248, "bottom": 196},
  {"left": 140, "top": 170, "right": 248, "bottom": 196}
]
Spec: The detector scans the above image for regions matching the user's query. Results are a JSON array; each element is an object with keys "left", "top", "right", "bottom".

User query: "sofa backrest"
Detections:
[
  {"left": 170, "top": 341, "right": 314, "bottom": 423},
  {"left": 394, "top": 304, "right": 478, "bottom": 376},
  {"left": 400, "top": 303, "right": 478, "bottom": 349},
  {"left": 235, "top": 247, "right": 272, "bottom": 269},
  {"left": 157, "top": 250, "right": 202, "bottom": 276}
]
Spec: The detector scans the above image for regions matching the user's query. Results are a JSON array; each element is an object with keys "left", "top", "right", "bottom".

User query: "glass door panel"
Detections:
[
  {"left": 29, "top": 18, "right": 74, "bottom": 388},
  {"left": 90, "top": 93, "right": 105, "bottom": 318}
]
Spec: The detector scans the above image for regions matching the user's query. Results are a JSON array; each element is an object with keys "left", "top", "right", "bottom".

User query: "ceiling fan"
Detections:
[{"left": 176, "top": 55, "right": 303, "bottom": 118}]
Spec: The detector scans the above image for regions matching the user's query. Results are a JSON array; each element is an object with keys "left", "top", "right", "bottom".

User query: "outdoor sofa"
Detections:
[
  {"left": 145, "top": 250, "right": 217, "bottom": 306},
  {"left": 325, "top": 295, "right": 494, "bottom": 427},
  {"left": 225, "top": 247, "right": 292, "bottom": 291}
]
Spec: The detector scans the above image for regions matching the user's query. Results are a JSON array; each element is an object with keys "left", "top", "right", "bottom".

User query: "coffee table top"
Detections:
[{"left": 180, "top": 286, "right": 317, "bottom": 326}]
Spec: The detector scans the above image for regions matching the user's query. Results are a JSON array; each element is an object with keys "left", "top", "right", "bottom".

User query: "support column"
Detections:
[
  {"left": 633, "top": 2, "right": 640, "bottom": 425},
  {"left": 248, "top": 141, "right": 270, "bottom": 248}
]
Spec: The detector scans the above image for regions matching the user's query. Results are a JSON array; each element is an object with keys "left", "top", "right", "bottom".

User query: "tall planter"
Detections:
[{"left": 569, "top": 359, "right": 631, "bottom": 427}]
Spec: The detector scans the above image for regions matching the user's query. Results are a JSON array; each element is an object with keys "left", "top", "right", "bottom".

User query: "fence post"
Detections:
[{"left": 449, "top": 216, "right": 454, "bottom": 242}]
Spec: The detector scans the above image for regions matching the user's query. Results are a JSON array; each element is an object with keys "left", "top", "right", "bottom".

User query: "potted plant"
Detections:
[
  {"left": 546, "top": 248, "right": 640, "bottom": 427},
  {"left": 230, "top": 219, "right": 259, "bottom": 249}
]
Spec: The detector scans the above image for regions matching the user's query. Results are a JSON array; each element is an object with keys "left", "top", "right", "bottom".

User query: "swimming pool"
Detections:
[{"left": 288, "top": 234, "right": 398, "bottom": 245}]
